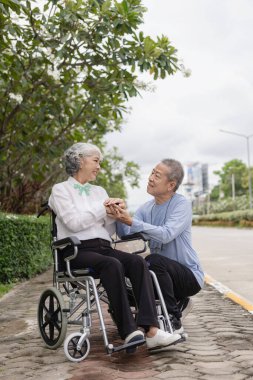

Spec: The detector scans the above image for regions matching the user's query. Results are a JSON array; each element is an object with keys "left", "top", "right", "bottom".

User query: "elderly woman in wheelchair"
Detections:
[{"left": 37, "top": 142, "right": 183, "bottom": 362}]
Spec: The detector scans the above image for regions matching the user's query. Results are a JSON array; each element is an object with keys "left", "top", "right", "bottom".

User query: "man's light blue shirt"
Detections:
[{"left": 117, "top": 193, "right": 204, "bottom": 288}]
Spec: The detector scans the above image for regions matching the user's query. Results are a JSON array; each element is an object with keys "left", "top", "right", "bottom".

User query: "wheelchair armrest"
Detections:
[
  {"left": 113, "top": 233, "right": 148, "bottom": 255},
  {"left": 120, "top": 233, "right": 149, "bottom": 242},
  {"left": 52, "top": 236, "right": 81, "bottom": 250},
  {"left": 52, "top": 236, "right": 82, "bottom": 279}
]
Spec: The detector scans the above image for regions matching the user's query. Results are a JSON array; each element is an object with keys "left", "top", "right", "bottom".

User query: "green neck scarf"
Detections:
[{"left": 73, "top": 182, "right": 91, "bottom": 196}]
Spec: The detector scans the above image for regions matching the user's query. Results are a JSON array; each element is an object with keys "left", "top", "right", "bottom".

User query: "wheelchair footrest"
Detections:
[{"left": 107, "top": 338, "right": 146, "bottom": 354}]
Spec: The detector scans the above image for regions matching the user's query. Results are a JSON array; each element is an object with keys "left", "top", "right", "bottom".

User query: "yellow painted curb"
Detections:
[{"left": 204, "top": 273, "right": 253, "bottom": 314}]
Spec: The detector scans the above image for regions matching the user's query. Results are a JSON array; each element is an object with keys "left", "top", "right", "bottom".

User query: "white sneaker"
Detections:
[
  {"left": 170, "top": 316, "right": 184, "bottom": 334},
  {"left": 181, "top": 298, "right": 194, "bottom": 321},
  {"left": 125, "top": 330, "right": 144, "bottom": 345},
  {"left": 146, "top": 329, "right": 181, "bottom": 350},
  {"left": 173, "top": 324, "right": 184, "bottom": 335}
]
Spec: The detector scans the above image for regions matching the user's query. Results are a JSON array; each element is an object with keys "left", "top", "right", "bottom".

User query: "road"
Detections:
[{"left": 192, "top": 226, "right": 253, "bottom": 303}]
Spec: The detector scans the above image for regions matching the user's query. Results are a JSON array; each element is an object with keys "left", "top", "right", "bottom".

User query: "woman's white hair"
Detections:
[{"left": 64, "top": 142, "right": 103, "bottom": 176}]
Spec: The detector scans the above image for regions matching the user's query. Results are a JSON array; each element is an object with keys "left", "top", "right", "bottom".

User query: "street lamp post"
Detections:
[{"left": 220, "top": 129, "right": 253, "bottom": 209}]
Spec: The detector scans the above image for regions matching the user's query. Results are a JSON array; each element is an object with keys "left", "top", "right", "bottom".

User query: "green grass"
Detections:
[{"left": 0, "top": 283, "right": 14, "bottom": 298}]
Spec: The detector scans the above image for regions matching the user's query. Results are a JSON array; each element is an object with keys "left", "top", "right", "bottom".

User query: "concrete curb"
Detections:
[{"left": 205, "top": 272, "right": 253, "bottom": 314}]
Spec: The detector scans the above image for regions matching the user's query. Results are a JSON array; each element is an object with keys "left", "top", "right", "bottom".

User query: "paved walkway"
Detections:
[{"left": 1, "top": 268, "right": 253, "bottom": 380}]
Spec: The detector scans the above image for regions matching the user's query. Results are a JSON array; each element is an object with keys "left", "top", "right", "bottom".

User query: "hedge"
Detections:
[
  {"left": 193, "top": 209, "right": 253, "bottom": 228},
  {"left": 0, "top": 213, "right": 52, "bottom": 283}
]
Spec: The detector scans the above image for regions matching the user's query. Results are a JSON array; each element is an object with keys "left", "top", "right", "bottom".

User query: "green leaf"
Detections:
[
  {"left": 139, "top": 31, "right": 144, "bottom": 42},
  {"left": 143, "top": 36, "right": 155, "bottom": 55},
  {"left": 101, "top": 0, "right": 111, "bottom": 12}
]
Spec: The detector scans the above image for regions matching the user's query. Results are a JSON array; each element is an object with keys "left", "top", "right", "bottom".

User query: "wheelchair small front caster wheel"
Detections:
[{"left": 64, "top": 332, "right": 90, "bottom": 362}]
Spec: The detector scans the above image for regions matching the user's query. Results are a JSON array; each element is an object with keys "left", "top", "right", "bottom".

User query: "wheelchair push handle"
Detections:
[{"left": 37, "top": 202, "right": 49, "bottom": 218}]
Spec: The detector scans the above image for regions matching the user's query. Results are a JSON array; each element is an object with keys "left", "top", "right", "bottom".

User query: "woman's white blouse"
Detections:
[{"left": 48, "top": 176, "right": 115, "bottom": 241}]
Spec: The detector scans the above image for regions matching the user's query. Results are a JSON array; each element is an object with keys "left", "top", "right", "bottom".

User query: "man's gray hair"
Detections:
[
  {"left": 64, "top": 142, "right": 103, "bottom": 176},
  {"left": 161, "top": 159, "right": 184, "bottom": 191}
]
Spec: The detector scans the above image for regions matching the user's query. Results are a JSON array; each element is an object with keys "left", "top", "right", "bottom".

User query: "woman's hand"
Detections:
[{"left": 104, "top": 198, "right": 126, "bottom": 209}]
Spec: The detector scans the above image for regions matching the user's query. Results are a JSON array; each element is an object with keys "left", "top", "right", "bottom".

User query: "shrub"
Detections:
[
  {"left": 0, "top": 213, "right": 52, "bottom": 283},
  {"left": 193, "top": 195, "right": 250, "bottom": 215},
  {"left": 192, "top": 209, "right": 253, "bottom": 227}
]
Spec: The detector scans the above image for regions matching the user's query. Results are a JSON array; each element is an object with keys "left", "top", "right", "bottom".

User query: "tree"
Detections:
[
  {"left": 209, "top": 184, "right": 219, "bottom": 201},
  {"left": 0, "top": 0, "right": 183, "bottom": 213},
  {"left": 212, "top": 159, "right": 248, "bottom": 199},
  {"left": 0, "top": 0, "right": 21, "bottom": 15}
]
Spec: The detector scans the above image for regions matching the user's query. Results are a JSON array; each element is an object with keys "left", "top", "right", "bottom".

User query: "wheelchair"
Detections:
[{"left": 37, "top": 204, "right": 186, "bottom": 362}]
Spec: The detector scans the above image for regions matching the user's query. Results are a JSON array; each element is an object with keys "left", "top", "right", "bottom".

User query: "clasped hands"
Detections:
[{"left": 103, "top": 198, "right": 132, "bottom": 226}]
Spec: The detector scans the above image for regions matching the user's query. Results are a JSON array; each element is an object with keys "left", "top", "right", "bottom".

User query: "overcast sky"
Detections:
[{"left": 105, "top": 0, "right": 253, "bottom": 210}]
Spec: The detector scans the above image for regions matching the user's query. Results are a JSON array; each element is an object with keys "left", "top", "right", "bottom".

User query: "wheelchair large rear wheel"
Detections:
[
  {"left": 64, "top": 332, "right": 90, "bottom": 362},
  {"left": 38, "top": 287, "right": 67, "bottom": 349}
]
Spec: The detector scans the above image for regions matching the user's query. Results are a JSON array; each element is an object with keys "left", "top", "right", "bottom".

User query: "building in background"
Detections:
[{"left": 181, "top": 162, "right": 209, "bottom": 204}]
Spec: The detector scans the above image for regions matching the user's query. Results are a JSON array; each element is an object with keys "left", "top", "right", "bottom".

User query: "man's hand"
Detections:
[{"left": 104, "top": 202, "right": 132, "bottom": 226}]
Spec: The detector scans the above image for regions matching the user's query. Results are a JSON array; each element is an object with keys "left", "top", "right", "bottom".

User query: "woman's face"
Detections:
[{"left": 80, "top": 154, "right": 101, "bottom": 182}]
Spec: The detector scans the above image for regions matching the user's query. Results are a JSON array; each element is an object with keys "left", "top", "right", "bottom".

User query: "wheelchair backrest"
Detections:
[{"left": 37, "top": 202, "right": 60, "bottom": 270}]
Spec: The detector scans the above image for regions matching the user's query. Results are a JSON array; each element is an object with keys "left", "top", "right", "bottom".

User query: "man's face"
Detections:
[{"left": 147, "top": 162, "right": 176, "bottom": 197}]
